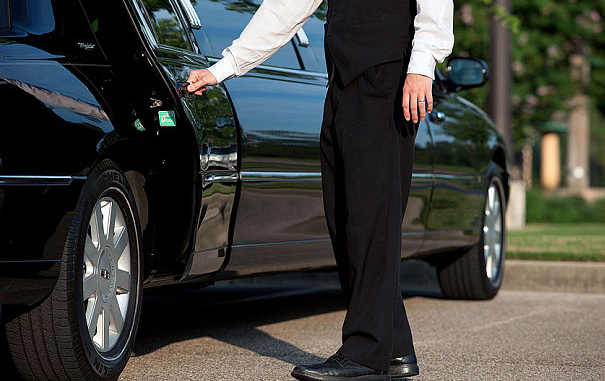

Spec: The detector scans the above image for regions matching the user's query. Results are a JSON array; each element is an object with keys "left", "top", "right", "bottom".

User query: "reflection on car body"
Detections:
[{"left": 0, "top": 0, "right": 510, "bottom": 380}]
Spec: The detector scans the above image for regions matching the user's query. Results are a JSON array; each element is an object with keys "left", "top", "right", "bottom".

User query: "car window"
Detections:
[
  {"left": 140, "top": 0, "right": 192, "bottom": 51},
  {"left": 192, "top": 0, "right": 301, "bottom": 70},
  {"left": 0, "top": 0, "right": 105, "bottom": 62},
  {"left": 0, "top": 0, "right": 9, "bottom": 32},
  {"left": 1, "top": 0, "right": 56, "bottom": 36}
]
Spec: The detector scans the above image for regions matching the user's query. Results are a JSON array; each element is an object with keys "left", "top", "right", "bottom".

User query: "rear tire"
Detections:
[
  {"left": 437, "top": 166, "right": 506, "bottom": 300},
  {"left": 4, "top": 160, "right": 143, "bottom": 380}
]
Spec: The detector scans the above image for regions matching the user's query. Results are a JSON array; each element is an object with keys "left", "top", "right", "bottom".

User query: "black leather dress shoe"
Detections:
[
  {"left": 291, "top": 354, "right": 391, "bottom": 381},
  {"left": 389, "top": 354, "right": 419, "bottom": 379}
]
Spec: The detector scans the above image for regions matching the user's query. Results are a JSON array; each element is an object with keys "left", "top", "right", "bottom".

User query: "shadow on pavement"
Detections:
[
  {"left": 133, "top": 259, "right": 443, "bottom": 366},
  {"left": 134, "top": 283, "right": 344, "bottom": 365},
  {"left": 0, "top": 259, "right": 443, "bottom": 377}
]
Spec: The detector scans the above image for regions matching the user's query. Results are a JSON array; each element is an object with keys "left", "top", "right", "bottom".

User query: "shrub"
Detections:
[{"left": 526, "top": 189, "right": 605, "bottom": 223}]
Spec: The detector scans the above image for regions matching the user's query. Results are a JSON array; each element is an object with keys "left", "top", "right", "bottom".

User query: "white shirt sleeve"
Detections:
[
  {"left": 208, "top": 0, "right": 324, "bottom": 84},
  {"left": 407, "top": 0, "right": 455, "bottom": 80}
]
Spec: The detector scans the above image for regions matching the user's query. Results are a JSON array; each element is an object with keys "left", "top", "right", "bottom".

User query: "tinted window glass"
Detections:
[
  {"left": 0, "top": 0, "right": 105, "bottom": 62},
  {"left": 141, "top": 0, "right": 191, "bottom": 50},
  {"left": 4, "top": 0, "right": 55, "bottom": 35},
  {"left": 192, "top": 0, "right": 300, "bottom": 70},
  {"left": 0, "top": 0, "right": 9, "bottom": 32}
]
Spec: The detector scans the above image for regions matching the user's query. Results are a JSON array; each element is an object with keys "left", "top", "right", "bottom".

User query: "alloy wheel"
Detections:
[
  {"left": 483, "top": 181, "right": 504, "bottom": 286},
  {"left": 83, "top": 195, "right": 131, "bottom": 353}
]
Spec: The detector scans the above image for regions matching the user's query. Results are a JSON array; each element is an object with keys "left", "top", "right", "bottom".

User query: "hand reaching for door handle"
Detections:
[{"left": 187, "top": 69, "right": 218, "bottom": 95}]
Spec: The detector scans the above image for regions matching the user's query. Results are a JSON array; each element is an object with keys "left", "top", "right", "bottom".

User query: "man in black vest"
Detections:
[{"left": 188, "top": 1, "right": 453, "bottom": 380}]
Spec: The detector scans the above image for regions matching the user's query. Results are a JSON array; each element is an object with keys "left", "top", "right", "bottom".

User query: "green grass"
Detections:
[{"left": 507, "top": 223, "right": 605, "bottom": 262}]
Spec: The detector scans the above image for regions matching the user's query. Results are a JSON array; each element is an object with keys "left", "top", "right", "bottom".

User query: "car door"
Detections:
[
  {"left": 423, "top": 85, "right": 486, "bottom": 253},
  {"left": 191, "top": 1, "right": 334, "bottom": 276},
  {"left": 134, "top": 0, "right": 238, "bottom": 276}
]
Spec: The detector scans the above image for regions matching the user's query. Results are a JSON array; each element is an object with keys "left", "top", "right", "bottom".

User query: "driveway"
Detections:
[{"left": 116, "top": 269, "right": 605, "bottom": 381}]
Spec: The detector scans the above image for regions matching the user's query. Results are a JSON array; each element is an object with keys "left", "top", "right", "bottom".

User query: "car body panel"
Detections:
[
  {"left": 220, "top": 69, "right": 334, "bottom": 277},
  {"left": 156, "top": 45, "right": 238, "bottom": 277},
  {"left": 423, "top": 92, "right": 486, "bottom": 253},
  {"left": 0, "top": 0, "right": 117, "bottom": 304}
]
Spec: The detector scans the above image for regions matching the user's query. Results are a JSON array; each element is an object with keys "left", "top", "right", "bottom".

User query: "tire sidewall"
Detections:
[{"left": 70, "top": 162, "right": 143, "bottom": 379}]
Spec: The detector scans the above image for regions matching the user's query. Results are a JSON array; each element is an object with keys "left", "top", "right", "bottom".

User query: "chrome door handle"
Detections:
[
  {"left": 176, "top": 81, "right": 195, "bottom": 100},
  {"left": 429, "top": 111, "right": 446, "bottom": 123},
  {"left": 295, "top": 27, "right": 310, "bottom": 47}
]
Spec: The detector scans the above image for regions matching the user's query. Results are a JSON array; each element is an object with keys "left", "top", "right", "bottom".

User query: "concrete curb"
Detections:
[
  {"left": 502, "top": 259, "right": 605, "bottom": 294},
  {"left": 400, "top": 259, "right": 605, "bottom": 295},
  {"left": 216, "top": 259, "right": 605, "bottom": 296}
]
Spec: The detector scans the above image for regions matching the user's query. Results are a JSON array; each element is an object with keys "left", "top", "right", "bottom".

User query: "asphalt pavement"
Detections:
[{"left": 118, "top": 271, "right": 605, "bottom": 381}]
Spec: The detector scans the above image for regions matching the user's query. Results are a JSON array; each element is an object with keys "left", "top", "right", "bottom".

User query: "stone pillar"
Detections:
[
  {"left": 566, "top": 53, "right": 590, "bottom": 193},
  {"left": 522, "top": 142, "right": 533, "bottom": 190},
  {"left": 541, "top": 132, "right": 561, "bottom": 190},
  {"left": 506, "top": 180, "right": 526, "bottom": 230},
  {"left": 566, "top": 94, "right": 590, "bottom": 192}
]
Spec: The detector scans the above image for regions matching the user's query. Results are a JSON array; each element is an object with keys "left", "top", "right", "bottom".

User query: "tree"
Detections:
[{"left": 451, "top": 1, "right": 605, "bottom": 152}]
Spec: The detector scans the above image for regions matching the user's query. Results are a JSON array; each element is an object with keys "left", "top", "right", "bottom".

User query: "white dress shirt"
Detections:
[{"left": 208, "top": 0, "right": 454, "bottom": 84}]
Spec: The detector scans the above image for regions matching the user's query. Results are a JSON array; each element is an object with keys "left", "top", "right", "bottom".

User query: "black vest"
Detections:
[{"left": 325, "top": 0, "right": 416, "bottom": 86}]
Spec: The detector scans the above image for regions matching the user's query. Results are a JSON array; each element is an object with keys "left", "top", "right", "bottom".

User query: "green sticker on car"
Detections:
[
  {"left": 158, "top": 110, "right": 176, "bottom": 127},
  {"left": 134, "top": 119, "right": 145, "bottom": 131}
]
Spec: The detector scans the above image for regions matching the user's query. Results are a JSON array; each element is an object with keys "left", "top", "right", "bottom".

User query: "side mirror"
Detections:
[{"left": 445, "top": 57, "right": 488, "bottom": 92}]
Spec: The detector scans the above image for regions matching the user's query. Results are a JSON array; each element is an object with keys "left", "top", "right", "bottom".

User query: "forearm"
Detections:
[
  {"left": 208, "top": 0, "right": 323, "bottom": 84},
  {"left": 407, "top": 0, "right": 455, "bottom": 79}
]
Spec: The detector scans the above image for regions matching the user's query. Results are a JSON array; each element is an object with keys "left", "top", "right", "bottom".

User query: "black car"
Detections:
[{"left": 0, "top": 0, "right": 509, "bottom": 380}]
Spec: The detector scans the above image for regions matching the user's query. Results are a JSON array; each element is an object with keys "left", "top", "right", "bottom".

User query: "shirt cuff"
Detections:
[
  {"left": 207, "top": 57, "right": 237, "bottom": 84},
  {"left": 407, "top": 50, "right": 437, "bottom": 80}
]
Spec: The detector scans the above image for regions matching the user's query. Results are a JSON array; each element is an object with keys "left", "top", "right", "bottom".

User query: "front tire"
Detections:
[
  {"left": 4, "top": 160, "right": 143, "bottom": 380},
  {"left": 437, "top": 166, "right": 506, "bottom": 300}
]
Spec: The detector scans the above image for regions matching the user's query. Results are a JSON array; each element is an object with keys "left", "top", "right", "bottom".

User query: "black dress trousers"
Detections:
[{"left": 320, "top": 59, "right": 417, "bottom": 372}]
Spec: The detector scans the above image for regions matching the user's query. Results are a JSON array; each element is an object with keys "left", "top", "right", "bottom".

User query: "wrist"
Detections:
[
  {"left": 407, "top": 50, "right": 436, "bottom": 80},
  {"left": 208, "top": 58, "right": 236, "bottom": 84}
]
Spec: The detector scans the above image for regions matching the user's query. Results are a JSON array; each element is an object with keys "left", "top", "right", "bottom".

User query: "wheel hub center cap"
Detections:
[{"left": 98, "top": 247, "right": 116, "bottom": 302}]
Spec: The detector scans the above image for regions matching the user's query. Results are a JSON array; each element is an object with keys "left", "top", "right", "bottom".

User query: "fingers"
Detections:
[
  {"left": 403, "top": 83, "right": 411, "bottom": 122},
  {"left": 186, "top": 69, "right": 218, "bottom": 94},
  {"left": 410, "top": 91, "right": 418, "bottom": 123},
  {"left": 417, "top": 93, "right": 426, "bottom": 122},
  {"left": 403, "top": 73, "right": 433, "bottom": 123},
  {"left": 421, "top": 78, "right": 433, "bottom": 118},
  {"left": 186, "top": 70, "right": 201, "bottom": 90},
  {"left": 187, "top": 75, "right": 207, "bottom": 93},
  {"left": 190, "top": 85, "right": 206, "bottom": 95}
]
